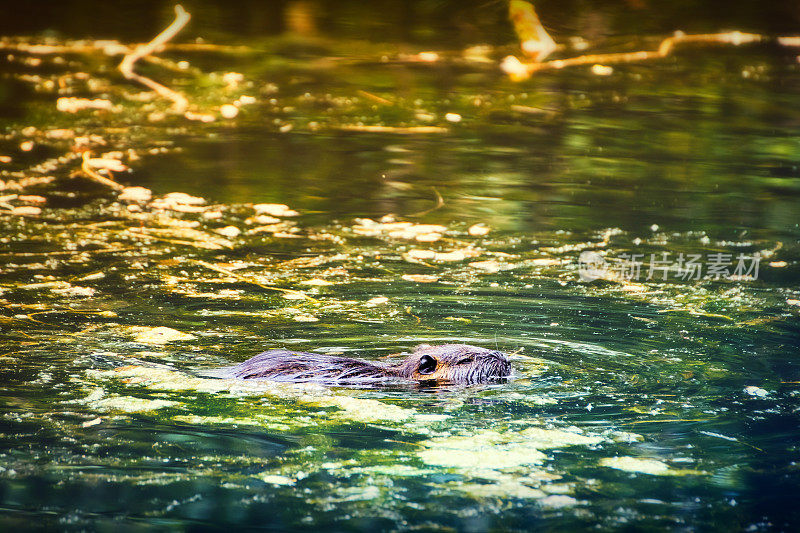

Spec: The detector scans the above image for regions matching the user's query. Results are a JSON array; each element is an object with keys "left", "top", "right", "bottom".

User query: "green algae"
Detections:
[
  {"left": 88, "top": 395, "right": 181, "bottom": 413},
  {"left": 416, "top": 426, "right": 607, "bottom": 472},
  {"left": 599, "top": 456, "right": 706, "bottom": 476},
  {"left": 81, "top": 364, "right": 444, "bottom": 428}
]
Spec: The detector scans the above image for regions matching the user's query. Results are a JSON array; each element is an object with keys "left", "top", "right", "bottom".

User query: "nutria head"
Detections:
[{"left": 393, "top": 344, "right": 512, "bottom": 384}]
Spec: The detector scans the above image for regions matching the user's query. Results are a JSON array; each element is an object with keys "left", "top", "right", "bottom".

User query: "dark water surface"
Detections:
[{"left": 1, "top": 2, "right": 800, "bottom": 531}]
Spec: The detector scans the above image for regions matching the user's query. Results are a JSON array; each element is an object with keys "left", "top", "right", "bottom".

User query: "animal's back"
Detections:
[{"left": 209, "top": 349, "right": 396, "bottom": 384}]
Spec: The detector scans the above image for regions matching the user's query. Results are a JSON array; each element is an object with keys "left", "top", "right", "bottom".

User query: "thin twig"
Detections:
[
  {"left": 119, "top": 5, "right": 191, "bottom": 113},
  {"left": 126, "top": 230, "right": 225, "bottom": 250},
  {"left": 404, "top": 306, "right": 422, "bottom": 324},
  {"left": 0, "top": 40, "right": 251, "bottom": 56},
  {"left": 191, "top": 259, "right": 317, "bottom": 302},
  {"left": 357, "top": 90, "right": 394, "bottom": 106},
  {"left": 336, "top": 125, "right": 448, "bottom": 134},
  {"left": 0, "top": 247, "right": 135, "bottom": 257},
  {"left": 79, "top": 151, "right": 124, "bottom": 190},
  {"left": 406, "top": 187, "right": 444, "bottom": 218},
  {"left": 777, "top": 36, "right": 800, "bottom": 47},
  {"left": 505, "top": 31, "right": 765, "bottom": 79}
]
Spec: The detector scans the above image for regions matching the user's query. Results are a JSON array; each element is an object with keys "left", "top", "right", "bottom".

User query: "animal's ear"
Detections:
[{"left": 417, "top": 354, "right": 437, "bottom": 375}]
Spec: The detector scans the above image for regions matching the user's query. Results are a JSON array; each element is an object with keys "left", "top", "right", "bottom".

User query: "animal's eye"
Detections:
[
  {"left": 456, "top": 356, "right": 474, "bottom": 365},
  {"left": 417, "top": 355, "right": 437, "bottom": 375}
]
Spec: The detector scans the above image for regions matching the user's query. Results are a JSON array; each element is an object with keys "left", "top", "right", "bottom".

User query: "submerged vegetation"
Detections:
[{"left": 0, "top": 1, "right": 799, "bottom": 530}]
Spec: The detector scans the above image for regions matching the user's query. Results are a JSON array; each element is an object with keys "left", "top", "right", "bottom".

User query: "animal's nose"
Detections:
[
  {"left": 491, "top": 352, "right": 512, "bottom": 374},
  {"left": 490, "top": 351, "right": 509, "bottom": 362}
]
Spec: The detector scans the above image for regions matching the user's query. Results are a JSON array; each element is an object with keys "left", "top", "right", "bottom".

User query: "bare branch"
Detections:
[
  {"left": 118, "top": 5, "right": 191, "bottom": 113},
  {"left": 504, "top": 31, "right": 766, "bottom": 80},
  {"left": 79, "top": 152, "right": 124, "bottom": 191}
]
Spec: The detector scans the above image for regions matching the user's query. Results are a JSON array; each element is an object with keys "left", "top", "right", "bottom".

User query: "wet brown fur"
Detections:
[{"left": 210, "top": 344, "right": 511, "bottom": 385}]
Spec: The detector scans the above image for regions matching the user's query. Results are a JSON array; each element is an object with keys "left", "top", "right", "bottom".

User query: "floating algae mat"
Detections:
[{"left": 1, "top": 1, "right": 800, "bottom": 531}]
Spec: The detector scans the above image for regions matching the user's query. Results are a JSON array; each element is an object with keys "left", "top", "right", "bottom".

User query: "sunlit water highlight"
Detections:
[{"left": 1, "top": 20, "right": 799, "bottom": 533}]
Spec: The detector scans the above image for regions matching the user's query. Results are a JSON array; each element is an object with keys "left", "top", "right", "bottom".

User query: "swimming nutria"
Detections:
[{"left": 210, "top": 344, "right": 511, "bottom": 385}]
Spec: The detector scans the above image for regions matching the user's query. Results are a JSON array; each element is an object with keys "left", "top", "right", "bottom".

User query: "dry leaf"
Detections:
[{"left": 508, "top": 0, "right": 557, "bottom": 62}]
